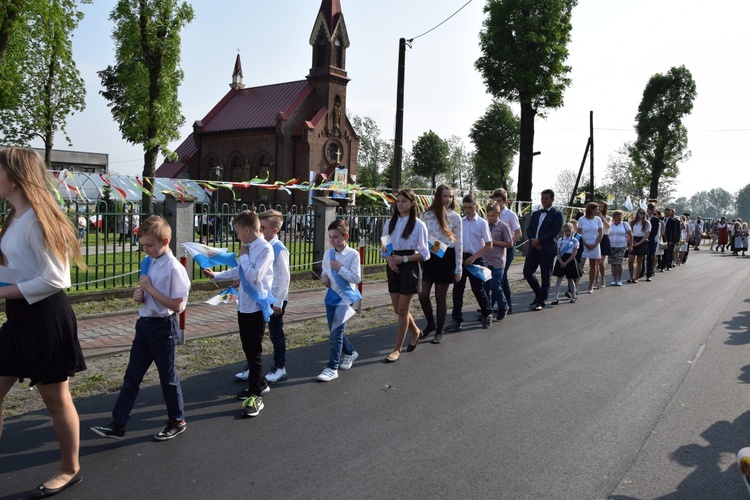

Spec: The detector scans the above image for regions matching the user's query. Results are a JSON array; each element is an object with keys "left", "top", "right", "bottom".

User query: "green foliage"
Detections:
[
  {"left": 98, "top": 0, "right": 194, "bottom": 206},
  {"left": 736, "top": 184, "right": 750, "bottom": 223},
  {"left": 0, "top": 0, "right": 27, "bottom": 65},
  {"left": 351, "top": 115, "right": 392, "bottom": 189},
  {"left": 601, "top": 143, "right": 674, "bottom": 209},
  {"left": 475, "top": 0, "right": 577, "bottom": 202},
  {"left": 446, "top": 135, "right": 473, "bottom": 192},
  {"left": 411, "top": 130, "right": 449, "bottom": 189},
  {"left": 631, "top": 65, "right": 697, "bottom": 199},
  {"left": 687, "top": 188, "right": 735, "bottom": 219},
  {"left": 470, "top": 100, "right": 519, "bottom": 190},
  {"left": 0, "top": 0, "right": 87, "bottom": 159}
]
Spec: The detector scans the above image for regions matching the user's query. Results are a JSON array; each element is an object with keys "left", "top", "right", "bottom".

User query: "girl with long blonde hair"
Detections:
[{"left": 0, "top": 147, "right": 87, "bottom": 497}]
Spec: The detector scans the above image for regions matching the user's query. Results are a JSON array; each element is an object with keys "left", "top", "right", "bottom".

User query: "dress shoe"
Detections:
[
  {"left": 422, "top": 324, "right": 436, "bottom": 339},
  {"left": 30, "top": 470, "right": 82, "bottom": 498},
  {"left": 533, "top": 302, "right": 545, "bottom": 311},
  {"left": 406, "top": 332, "right": 422, "bottom": 352},
  {"left": 431, "top": 333, "right": 443, "bottom": 344}
]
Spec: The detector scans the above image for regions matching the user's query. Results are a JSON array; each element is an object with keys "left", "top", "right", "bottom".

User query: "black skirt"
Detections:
[
  {"left": 631, "top": 236, "right": 648, "bottom": 256},
  {"left": 552, "top": 253, "right": 582, "bottom": 279},
  {"left": 0, "top": 290, "right": 86, "bottom": 386},
  {"left": 387, "top": 250, "right": 422, "bottom": 295},
  {"left": 422, "top": 247, "right": 456, "bottom": 285},
  {"left": 600, "top": 234, "right": 612, "bottom": 256}
]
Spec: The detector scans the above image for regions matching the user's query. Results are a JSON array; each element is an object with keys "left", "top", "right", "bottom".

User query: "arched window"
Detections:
[
  {"left": 314, "top": 33, "right": 328, "bottom": 68},
  {"left": 230, "top": 154, "right": 245, "bottom": 182}
]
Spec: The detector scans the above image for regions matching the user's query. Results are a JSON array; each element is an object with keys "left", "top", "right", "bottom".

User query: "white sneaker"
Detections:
[
  {"left": 265, "top": 367, "right": 287, "bottom": 383},
  {"left": 616, "top": 281, "right": 623, "bottom": 286},
  {"left": 610, "top": 281, "right": 617, "bottom": 286},
  {"left": 234, "top": 368, "right": 249, "bottom": 381},
  {"left": 316, "top": 368, "right": 338, "bottom": 382},
  {"left": 340, "top": 351, "right": 358, "bottom": 370}
]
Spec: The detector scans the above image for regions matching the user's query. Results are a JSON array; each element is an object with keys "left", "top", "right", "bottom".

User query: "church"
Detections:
[{"left": 155, "top": 0, "right": 359, "bottom": 206}]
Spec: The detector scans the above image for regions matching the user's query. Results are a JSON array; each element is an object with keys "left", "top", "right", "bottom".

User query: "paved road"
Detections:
[{"left": 2, "top": 251, "right": 750, "bottom": 499}]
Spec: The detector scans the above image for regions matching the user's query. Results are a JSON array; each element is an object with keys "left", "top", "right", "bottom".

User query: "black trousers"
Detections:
[{"left": 452, "top": 253, "right": 491, "bottom": 321}]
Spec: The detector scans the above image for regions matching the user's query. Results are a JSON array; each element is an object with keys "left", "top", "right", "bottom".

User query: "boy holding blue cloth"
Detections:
[
  {"left": 204, "top": 211, "right": 274, "bottom": 417},
  {"left": 317, "top": 220, "right": 361, "bottom": 382}
]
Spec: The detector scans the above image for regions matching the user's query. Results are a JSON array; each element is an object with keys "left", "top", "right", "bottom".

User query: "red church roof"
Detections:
[
  {"left": 156, "top": 80, "right": 314, "bottom": 178},
  {"left": 201, "top": 80, "right": 313, "bottom": 132}
]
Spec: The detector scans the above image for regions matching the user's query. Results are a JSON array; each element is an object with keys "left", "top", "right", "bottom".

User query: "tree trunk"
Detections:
[
  {"left": 517, "top": 101, "right": 537, "bottom": 203},
  {"left": 142, "top": 146, "right": 158, "bottom": 209}
]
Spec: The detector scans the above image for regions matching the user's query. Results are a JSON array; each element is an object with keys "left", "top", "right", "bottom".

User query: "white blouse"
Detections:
[
  {"left": 422, "top": 209, "right": 462, "bottom": 274},
  {"left": 0, "top": 209, "right": 71, "bottom": 304},
  {"left": 383, "top": 216, "right": 430, "bottom": 261}
]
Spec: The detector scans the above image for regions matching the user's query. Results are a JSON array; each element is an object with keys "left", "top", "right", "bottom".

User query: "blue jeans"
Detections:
[
  {"left": 501, "top": 246, "right": 515, "bottom": 308},
  {"left": 268, "top": 301, "right": 287, "bottom": 369},
  {"left": 484, "top": 265, "right": 508, "bottom": 314},
  {"left": 113, "top": 316, "right": 184, "bottom": 426},
  {"left": 326, "top": 304, "right": 355, "bottom": 370}
]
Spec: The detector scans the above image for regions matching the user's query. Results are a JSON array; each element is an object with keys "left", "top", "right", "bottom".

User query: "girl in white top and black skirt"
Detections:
[
  {"left": 382, "top": 189, "right": 430, "bottom": 362},
  {"left": 0, "top": 148, "right": 87, "bottom": 497},
  {"left": 418, "top": 184, "right": 462, "bottom": 345}
]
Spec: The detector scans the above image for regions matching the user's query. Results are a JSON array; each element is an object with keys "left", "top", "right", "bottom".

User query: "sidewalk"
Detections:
[{"left": 77, "top": 263, "right": 527, "bottom": 357}]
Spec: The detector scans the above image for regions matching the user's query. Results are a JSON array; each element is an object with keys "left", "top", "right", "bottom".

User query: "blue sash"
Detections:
[
  {"left": 238, "top": 250, "right": 276, "bottom": 322},
  {"left": 559, "top": 238, "right": 575, "bottom": 256},
  {"left": 324, "top": 248, "right": 362, "bottom": 306},
  {"left": 272, "top": 240, "right": 286, "bottom": 260},
  {"left": 140, "top": 256, "right": 152, "bottom": 277}
]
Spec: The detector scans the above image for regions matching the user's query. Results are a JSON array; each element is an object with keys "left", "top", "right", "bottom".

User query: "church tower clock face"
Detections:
[{"left": 327, "top": 143, "right": 341, "bottom": 163}]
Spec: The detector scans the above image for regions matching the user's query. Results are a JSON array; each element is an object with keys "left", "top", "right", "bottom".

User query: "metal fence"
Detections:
[{"left": 0, "top": 199, "right": 394, "bottom": 291}]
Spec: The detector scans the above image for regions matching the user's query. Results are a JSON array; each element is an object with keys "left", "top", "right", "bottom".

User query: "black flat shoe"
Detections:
[
  {"left": 422, "top": 325, "right": 435, "bottom": 339},
  {"left": 30, "top": 470, "right": 82, "bottom": 498},
  {"left": 431, "top": 333, "right": 443, "bottom": 344},
  {"left": 406, "top": 338, "right": 419, "bottom": 352}
]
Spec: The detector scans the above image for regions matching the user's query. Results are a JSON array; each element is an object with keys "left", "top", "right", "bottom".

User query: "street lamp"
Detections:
[{"left": 212, "top": 165, "right": 223, "bottom": 242}]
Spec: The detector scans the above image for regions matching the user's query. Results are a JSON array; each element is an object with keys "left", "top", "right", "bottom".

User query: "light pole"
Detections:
[{"left": 212, "top": 165, "right": 223, "bottom": 242}]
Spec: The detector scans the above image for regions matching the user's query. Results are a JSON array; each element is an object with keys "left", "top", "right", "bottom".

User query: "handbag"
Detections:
[{"left": 659, "top": 242, "right": 668, "bottom": 250}]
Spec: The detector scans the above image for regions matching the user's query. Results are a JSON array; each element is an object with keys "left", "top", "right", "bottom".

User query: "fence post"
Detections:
[
  {"left": 164, "top": 192, "right": 197, "bottom": 263},
  {"left": 312, "top": 196, "right": 340, "bottom": 278}
]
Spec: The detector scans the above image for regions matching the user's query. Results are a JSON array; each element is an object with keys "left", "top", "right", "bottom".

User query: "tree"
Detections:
[
  {"left": 688, "top": 188, "right": 735, "bottom": 219},
  {"left": 0, "top": 0, "right": 27, "bottom": 65},
  {"left": 0, "top": 0, "right": 87, "bottom": 167},
  {"left": 469, "top": 100, "right": 519, "bottom": 191},
  {"left": 554, "top": 168, "right": 588, "bottom": 206},
  {"left": 601, "top": 143, "right": 674, "bottom": 210},
  {"left": 631, "top": 65, "right": 697, "bottom": 199},
  {"left": 411, "top": 130, "right": 449, "bottom": 189},
  {"left": 475, "top": 0, "right": 577, "bottom": 203},
  {"left": 446, "top": 135, "right": 473, "bottom": 192},
  {"left": 99, "top": 0, "right": 194, "bottom": 208},
  {"left": 736, "top": 183, "right": 750, "bottom": 223},
  {"left": 351, "top": 115, "right": 391, "bottom": 189}
]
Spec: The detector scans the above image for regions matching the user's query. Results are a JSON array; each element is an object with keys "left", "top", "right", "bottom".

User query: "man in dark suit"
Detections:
[
  {"left": 661, "top": 207, "right": 680, "bottom": 271},
  {"left": 523, "top": 189, "right": 565, "bottom": 310}
]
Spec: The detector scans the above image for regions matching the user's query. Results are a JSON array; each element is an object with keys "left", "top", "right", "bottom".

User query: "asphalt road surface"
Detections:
[{"left": 2, "top": 251, "right": 750, "bottom": 499}]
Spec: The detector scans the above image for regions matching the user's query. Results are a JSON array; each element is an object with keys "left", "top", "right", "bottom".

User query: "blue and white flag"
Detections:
[
  {"left": 380, "top": 234, "right": 393, "bottom": 258},
  {"left": 183, "top": 242, "right": 238, "bottom": 269},
  {"left": 429, "top": 237, "right": 447, "bottom": 258},
  {"left": 465, "top": 263, "right": 492, "bottom": 282},
  {"left": 205, "top": 286, "right": 239, "bottom": 306}
]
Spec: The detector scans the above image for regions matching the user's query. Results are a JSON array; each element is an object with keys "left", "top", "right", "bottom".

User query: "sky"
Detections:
[{"left": 32, "top": 0, "right": 750, "bottom": 202}]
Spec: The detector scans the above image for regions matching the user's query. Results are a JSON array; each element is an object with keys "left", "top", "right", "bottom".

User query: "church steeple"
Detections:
[
  {"left": 308, "top": 0, "right": 349, "bottom": 78},
  {"left": 230, "top": 54, "right": 244, "bottom": 90}
]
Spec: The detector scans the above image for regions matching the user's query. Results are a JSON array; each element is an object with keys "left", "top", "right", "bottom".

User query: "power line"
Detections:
[{"left": 408, "top": 0, "right": 473, "bottom": 42}]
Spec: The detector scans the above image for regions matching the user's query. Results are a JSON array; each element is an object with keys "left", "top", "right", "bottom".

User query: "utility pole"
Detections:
[
  {"left": 392, "top": 38, "right": 407, "bottom": 191},
  {"left": 589, "top": 111, "right": 595, "bottom": 201}
]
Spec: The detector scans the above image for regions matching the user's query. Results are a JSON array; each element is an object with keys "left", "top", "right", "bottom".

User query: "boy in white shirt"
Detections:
[
  {"left": 204, "top": 211, "right": 275, "bottom": 417},
  {"left": 317, "top": 220, "right": 361, "bottom": 382},
  {"left": 91, "top": 215, "right": 191, "bottom": 441},
  {"left": 234, "top": 210, "right": 291, "bottom": 384}
]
